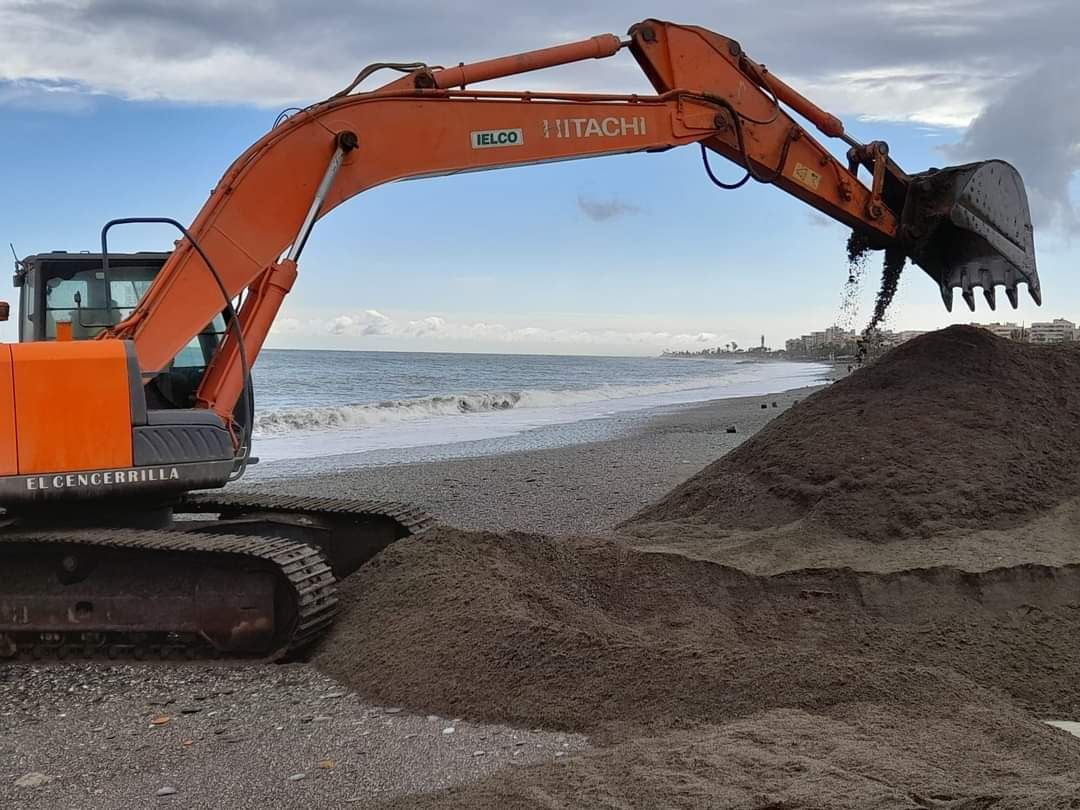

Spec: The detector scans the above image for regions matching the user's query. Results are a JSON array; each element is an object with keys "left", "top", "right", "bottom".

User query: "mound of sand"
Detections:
[
  {"left": 627, "top": 325, "right": 1080, "bottom": 540},
  {"left": 383, "top": 706, "right": 1080, "bottom": 809},
  {"left": 313, "top": 527, "right": 1080, "bottom": 738}
]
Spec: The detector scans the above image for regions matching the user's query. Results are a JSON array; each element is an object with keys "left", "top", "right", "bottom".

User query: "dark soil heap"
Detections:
[
  {"left": 629, "top": 325, "right": 1080, "bottom": 539},
  {"left": 383, "top": 708, "right": 1080, "bottom": 810},
  {"left": 313, "top": 527, "right": 1080, "bottom": 739}
]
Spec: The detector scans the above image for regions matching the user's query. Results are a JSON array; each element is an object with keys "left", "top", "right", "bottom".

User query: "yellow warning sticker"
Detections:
[{"left": 792, "top": 162, "right": 822, "bottom": 191}]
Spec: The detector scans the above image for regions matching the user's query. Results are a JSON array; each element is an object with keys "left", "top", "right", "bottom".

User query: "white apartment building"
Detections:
[
  {"left": 1029, "top": 319, "right": 1076, "bottom": 344},
  {"left": 892, "top": 330, "right": 927, "bottom": 344},
  {"left": 975, "top": 322, "right": 1027, "bottom": 341}
]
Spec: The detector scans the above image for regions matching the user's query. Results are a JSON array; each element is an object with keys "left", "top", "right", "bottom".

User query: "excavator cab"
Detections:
[
  {"left": 0, "top": 252, "right": 238, "bottom": 510},
  {"left": 15, "top": 252, "right": 164, "bottom": 342},
  {"left": 14, "top": 252, "right": 228, "bottom": 411}
]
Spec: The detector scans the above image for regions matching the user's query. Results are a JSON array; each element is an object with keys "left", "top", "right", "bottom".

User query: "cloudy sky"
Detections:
[{"left": 0, "top": 0, "right": 1076, "bottom": 355}]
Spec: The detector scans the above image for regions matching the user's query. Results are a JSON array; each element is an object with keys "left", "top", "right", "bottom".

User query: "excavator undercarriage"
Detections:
[{"left": 0, "top": 494, "right": 431, "bottom": 661}]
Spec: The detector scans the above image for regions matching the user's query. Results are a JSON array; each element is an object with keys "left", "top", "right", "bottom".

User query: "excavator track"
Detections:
[
  {"left": 0, "top": 493, "right": 434, "bottom": 662},
  {"left": 177, "top": 491, "right": 435, "bottom": 578},
  {"left": 180, "top": 491, "right": 435, "bottom": 537},
  {"left": 0, "top": 528, "right": 336, "bottom": 662}
]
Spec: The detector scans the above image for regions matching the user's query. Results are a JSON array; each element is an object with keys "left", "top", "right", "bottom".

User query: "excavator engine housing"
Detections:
[{"left": 0, "top": 338, "right": 235, "bottom": 506}]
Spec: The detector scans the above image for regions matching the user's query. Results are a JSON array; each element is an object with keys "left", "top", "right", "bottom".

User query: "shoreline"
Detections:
[{"left": 243, "top": 381, "right": 829, "bottom": 535}]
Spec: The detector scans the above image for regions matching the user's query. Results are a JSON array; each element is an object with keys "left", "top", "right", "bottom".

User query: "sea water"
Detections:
[{"left": 245, "top": 349, "right": 830, "bottom": 474}]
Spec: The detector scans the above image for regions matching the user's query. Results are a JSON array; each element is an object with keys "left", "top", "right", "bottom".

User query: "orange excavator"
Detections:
[{"left": 0, "top": 20, "right": 1040, "bottom": 660}]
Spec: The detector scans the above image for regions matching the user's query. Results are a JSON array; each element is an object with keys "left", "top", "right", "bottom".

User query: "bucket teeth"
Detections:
[
  {"left": 940, "top": 276, "right": 1033, "bottom": 312},
  {"left": 939, "top": 277, "right": 1035, "bottom": 312},
  {"left": 940, "top": 284, "right": 954, "bottom": 313},
  {"left": 958, "top": 269, "right": 976, "bottom": 312}
]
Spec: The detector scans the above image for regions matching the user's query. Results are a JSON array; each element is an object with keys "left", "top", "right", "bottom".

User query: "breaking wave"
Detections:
[{"left": 252, "top": 378, "right": 738, "bottom": 437}]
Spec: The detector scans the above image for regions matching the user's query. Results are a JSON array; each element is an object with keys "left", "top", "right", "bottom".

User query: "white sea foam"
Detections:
[{"left": 252, "top": 375, "right": 766, "bottom": 438}]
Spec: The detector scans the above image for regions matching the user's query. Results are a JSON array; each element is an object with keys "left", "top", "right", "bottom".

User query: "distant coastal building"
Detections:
[
  {"left": 973, "top": 322, "right": 1028, "bottom": 341},
  {"left": 967, "top": 320, "right": 1080, "bottom": 343},
  {"left": 785, "top": 326, "right": 858, "bottom": 358},
  {"left": 887, "top": 330, "right": 927, "bottom": 345},
  {"left": 671, "top": 316, "right": 1080, "bottom": 363},
  {"left": 824, "top": 326, "right": 850, "bottom": 344},
  {"left": 1029, "top": 318, "right": 1076, "bottom": 344}
]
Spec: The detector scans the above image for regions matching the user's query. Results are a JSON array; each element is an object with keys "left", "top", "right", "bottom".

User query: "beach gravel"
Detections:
[
  {"left": 244, "top": 388, "right": 816, "bottom": 536},
  {"left": 0, "top": 664, "right": 585, "bottom": 810}
]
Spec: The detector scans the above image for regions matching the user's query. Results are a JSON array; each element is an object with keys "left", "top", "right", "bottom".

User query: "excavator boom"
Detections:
[
  {"left": 108, "top": 19, "right": 1039, "bottom": 427},
  {"left": 0, "top": 19, "right": 1040, "bottom": 660}
]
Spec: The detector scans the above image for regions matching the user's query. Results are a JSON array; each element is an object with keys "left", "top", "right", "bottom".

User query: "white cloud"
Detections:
[
  {"left": 327, "top": 309, "right": 392, "bottom": 336},
  {"left": 2, "top": 1, "right": 1074, "bottom": 129},
  {"left": 794, "top": 64, "right": 999, "bottom": 129},
  {"left": 1, "top": 1, "right": 1074, "bottom": 235},
  {"left": 269, "top": 316, "right": 302, "bottom": 334},
  {"left": 314, "top": 309, "right": 724, "bottom": 350},
  {"left": 0, "top": 78, "right": 100, "bottom": 112}
]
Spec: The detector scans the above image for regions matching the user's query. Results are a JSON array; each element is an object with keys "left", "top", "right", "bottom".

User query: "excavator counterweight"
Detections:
[{"left": 0, "top": 19, "right": 1041, "bottom": 660}]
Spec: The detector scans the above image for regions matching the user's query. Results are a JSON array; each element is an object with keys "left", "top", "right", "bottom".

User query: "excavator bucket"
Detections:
[
  {"left": 902, "top": 160, "right": 1040, "bottom": 312},
  {"left": 902, "top": 159, "right": 1045, "bottom": 313}
]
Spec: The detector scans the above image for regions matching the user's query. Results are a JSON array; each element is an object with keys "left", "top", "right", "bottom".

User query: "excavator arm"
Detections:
[{"left": 106, "top": 19, "right": 1038, "bottom": 430}]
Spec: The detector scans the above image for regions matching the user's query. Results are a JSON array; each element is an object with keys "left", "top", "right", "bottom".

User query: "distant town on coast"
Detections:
[{"left": 662, "top": 319, "right": 1079, "bottom": 361}]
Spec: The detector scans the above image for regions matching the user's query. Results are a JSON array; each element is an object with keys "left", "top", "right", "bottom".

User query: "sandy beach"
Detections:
[
  {"left": 0, "top": 384, "right": 823, "bottom": 809},
  {"left": 243, "top": 383, "right": 820, "bottom": 536},
  {"left": 7, "top": 332, "right": 1080, "bottom": 809}
]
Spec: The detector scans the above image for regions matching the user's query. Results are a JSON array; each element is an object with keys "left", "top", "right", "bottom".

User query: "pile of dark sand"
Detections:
[
  {"left": 318, "top": 527, "right": 1080, "bottom": 806},
  {"left": 383, "top": 705, "right": 1080, "bottom": 809},
  {"left": 628, "top": 325, "right": 1080, "bottom": 540},
  {"left": 314, "top": 527, "right": 1080, "bottom": 737}
]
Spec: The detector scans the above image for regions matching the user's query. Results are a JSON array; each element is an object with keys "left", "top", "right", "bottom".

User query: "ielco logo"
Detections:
[{"left": 470, "top": 129, "right": 524, "bottom": 149}]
